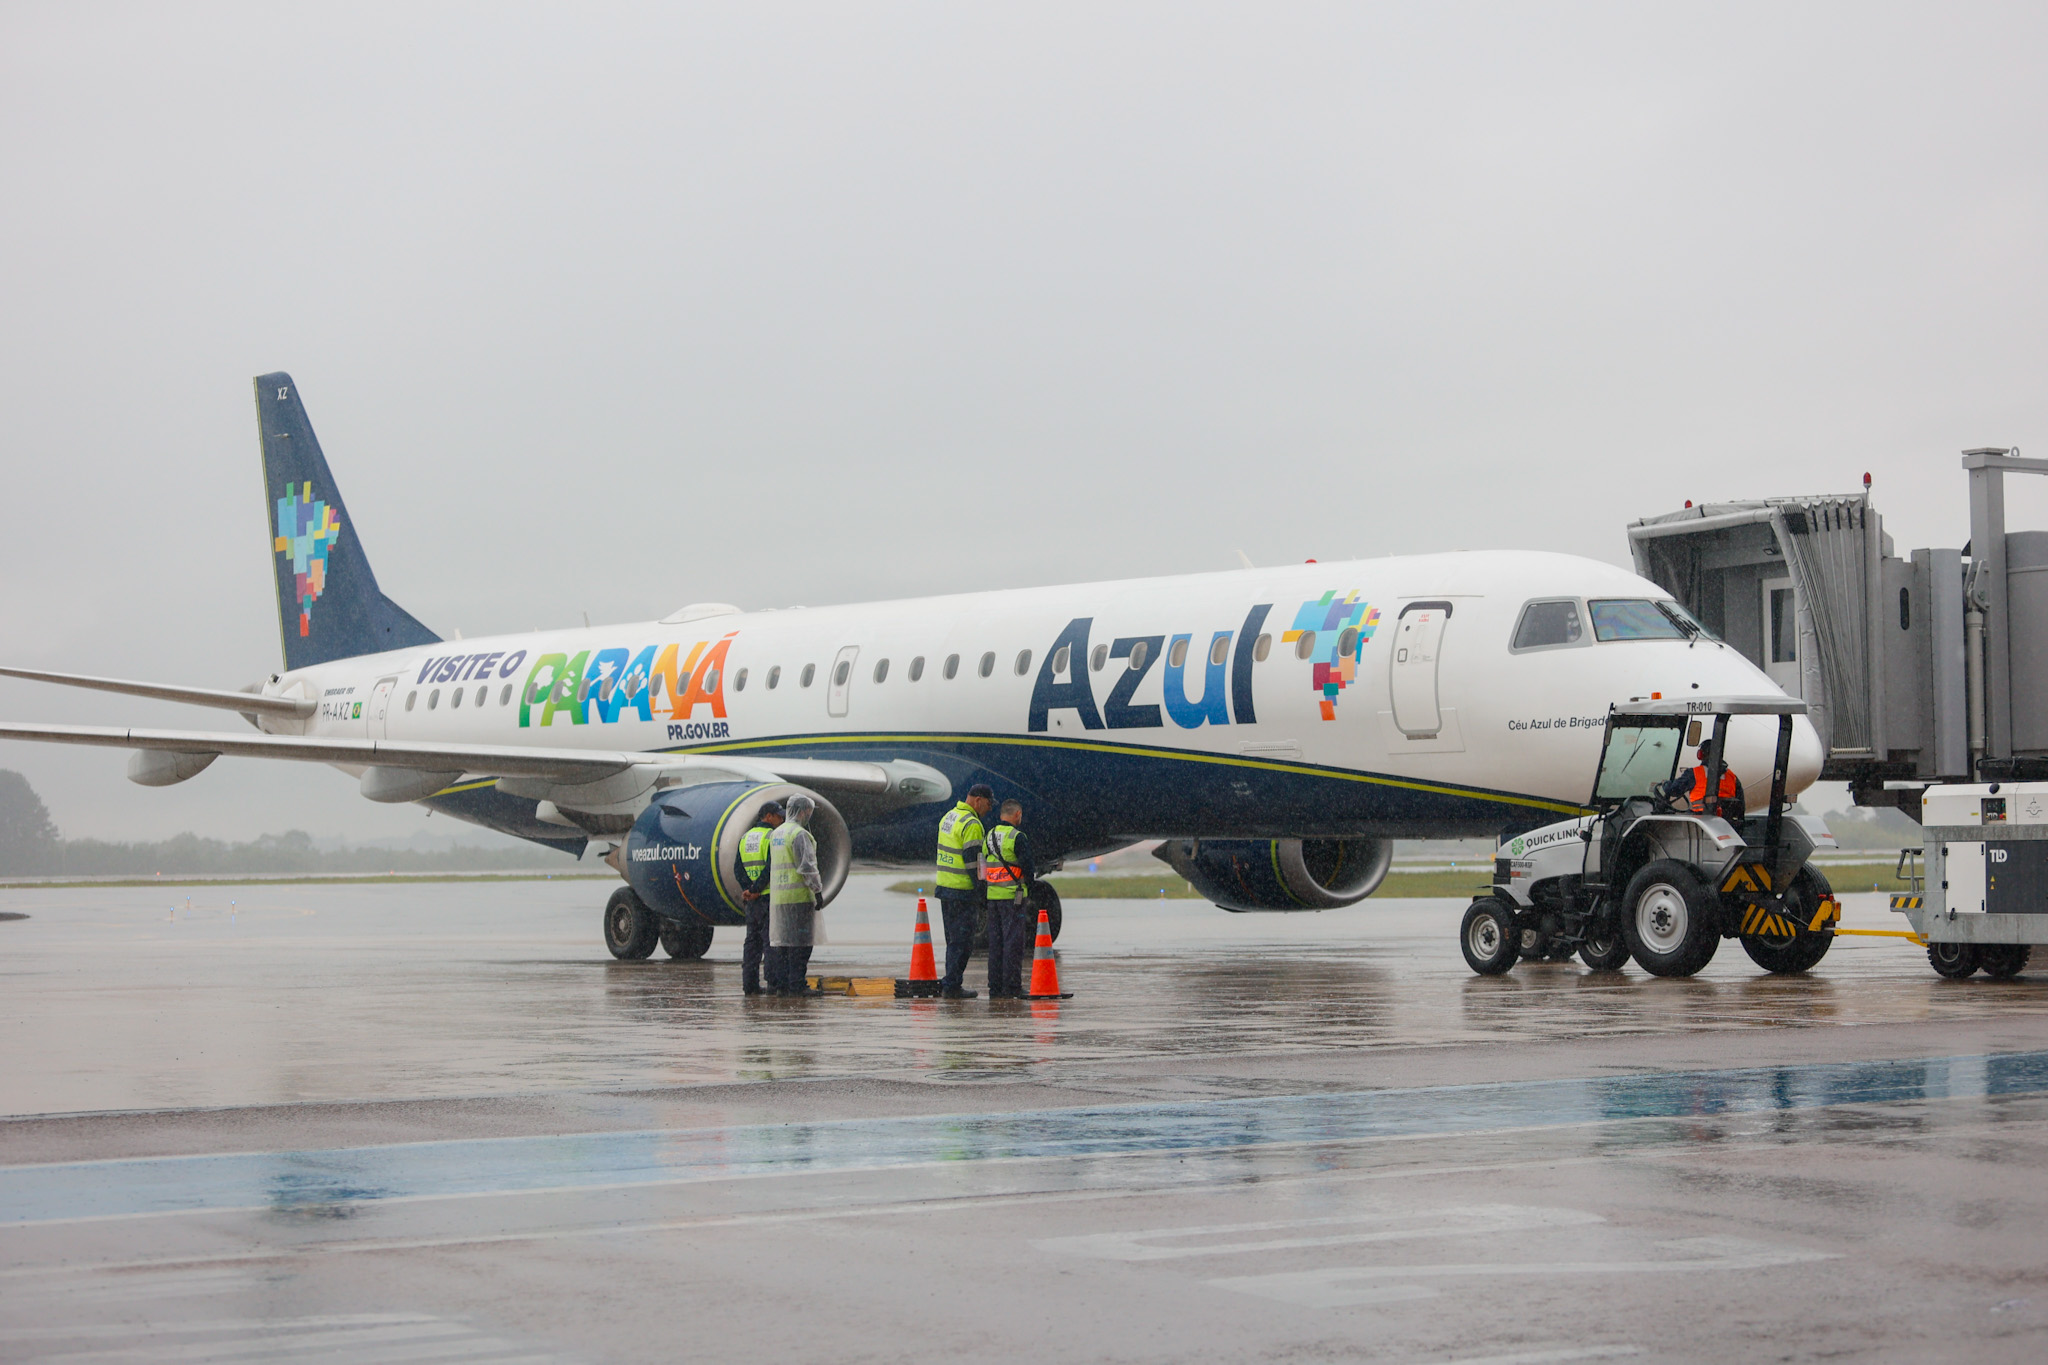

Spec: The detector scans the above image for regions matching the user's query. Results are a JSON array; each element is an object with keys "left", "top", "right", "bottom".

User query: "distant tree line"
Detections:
[{"left": 0, "top": 770, "right": 573, "bottom": 876}]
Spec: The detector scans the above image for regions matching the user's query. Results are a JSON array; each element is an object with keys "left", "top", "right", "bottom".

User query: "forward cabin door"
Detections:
[
  {"left": 1389, "top": 601, "right": 1453, "bottom": 736},
  {"left": 366, "top": 676, "right": 397, "bottom": 739},
  {"left": 827, "top": 645, "right": 859, "bottom": 719}
]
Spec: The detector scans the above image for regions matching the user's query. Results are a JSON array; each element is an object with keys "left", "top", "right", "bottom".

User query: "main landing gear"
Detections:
[{"left": 604, "top": 886, "right": 714, "bottom": 961}]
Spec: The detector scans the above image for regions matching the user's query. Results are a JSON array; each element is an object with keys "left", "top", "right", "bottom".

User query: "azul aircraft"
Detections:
[{"left": 0, "top": 374, "right": 1822, "bottom": 958}]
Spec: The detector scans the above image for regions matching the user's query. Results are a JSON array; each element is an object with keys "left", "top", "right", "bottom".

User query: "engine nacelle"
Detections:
[
  {"left": 1156, "top": 836, "right": 1393, "bottom": 913},
  {"left": 620, "top": 781, "right": 850, "bottom": 926}
]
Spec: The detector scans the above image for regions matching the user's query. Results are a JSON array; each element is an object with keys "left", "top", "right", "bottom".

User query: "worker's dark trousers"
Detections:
[
  {"left": 985, "top": 899, "right": 1032, "bottom": 996},
  {"left": 936, "top": 891, "right": 980, "bottom": 990},
  {"left": 767, "top": 945, "right": 813, "bottom": 993},
  {"left": 741, "top": 902, "right": 770, "bottom": 992}
]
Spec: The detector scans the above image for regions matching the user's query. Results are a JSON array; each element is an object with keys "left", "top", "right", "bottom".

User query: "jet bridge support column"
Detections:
[{"left": 1964, "top": 448, "right": 2048, "bottom": 776}]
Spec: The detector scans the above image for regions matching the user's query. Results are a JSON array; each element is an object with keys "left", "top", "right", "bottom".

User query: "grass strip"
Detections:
[{"left": 0, "top": 871, "right": 618, "bottom": 890}]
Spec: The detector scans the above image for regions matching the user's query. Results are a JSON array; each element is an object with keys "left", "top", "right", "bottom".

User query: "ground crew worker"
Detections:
[
  {"left": 1662, "top": 746, "right": 1743, "bottom": 820},
  {"left": 934, "top": 782, "right": 994, "bottom": 999},
  {"left": 767, "top": 794, "right": 826, "bottom": 996},
  {"left": 981, "top": 799, "right": 1036, "bottom": 999},
  {"left": 736, "top": 800, "right": 784, "bottom": 996}
]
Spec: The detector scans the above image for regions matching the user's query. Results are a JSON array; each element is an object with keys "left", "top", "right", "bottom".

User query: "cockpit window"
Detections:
[
  {"left": 1511, "top": 599, "right": 1585, "bottom": 651},
  {"left": 1588, "top": 599, "right": 1687, "bottom": 641},
  {"left": 1656, "top": 599, "right": 1720, "bottom": 641}
]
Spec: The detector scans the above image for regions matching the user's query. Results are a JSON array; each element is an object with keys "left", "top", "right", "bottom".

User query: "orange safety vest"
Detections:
[{"left": 1684, "top": 765, "right": 1740, "bottom": 813}]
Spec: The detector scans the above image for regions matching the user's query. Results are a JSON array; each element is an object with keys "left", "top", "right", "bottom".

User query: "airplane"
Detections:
[{"left": 0, "top": 374, "right": 1823, "bottom": 959}]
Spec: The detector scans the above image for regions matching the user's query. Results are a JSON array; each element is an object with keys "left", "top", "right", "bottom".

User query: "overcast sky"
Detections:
[{"left": 3, "top": 2, "right": 2046, "bottom": 842}]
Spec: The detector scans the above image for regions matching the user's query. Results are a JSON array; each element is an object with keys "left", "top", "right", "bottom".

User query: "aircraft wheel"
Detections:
[
  {"left": 660, "top": 918, "right": 715, "bottom": 960},
  {"left": 604, "top": 887, "right": 660, "bottom": 960},
  {"left": 1980, "top": 944, "right": 2032, "bottom": 979},
  {"left": 1027, "top": 880, "right": 1063, "bottom": 942},
  {"left": 1578, "top": 931, "right": 1631, "bottom": 971},
  {"left": 1927, "top": 941, "right": 1980, "bottom": 979},
  {"left": 1623, "top": 861, "right": 1720, "bottom": 977},
  {"left": 1740, "top": 867, "right": 1835, "bottom": 974},
  {"left": 1461, "top": 897, "right": 1521, "bottom": 976}
]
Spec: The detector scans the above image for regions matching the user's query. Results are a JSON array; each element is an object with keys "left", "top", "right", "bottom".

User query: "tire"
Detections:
[
  {"left": 1461, "top": 897, "right": 1521, "bottom": 976},
  {"left": 1622, "top": 861, "right": 1721, "bottom": 977},
  {"left": 660, "top": 918, "right": 715, "bottom": 960},
  {"left": 1739, "top": 866, "right": 1835, "bottom": 975},
  {"left": 1026, "top": 880, "right": 1063, "bottom": 943},
  {"left": 603, "top": 887, "right": 660, "bottom": 960},
  {"left": 1926, "top": 941, "right": 1979, "bottom": 979},
  {"left": 1980, "top": 943, "right": 2032, "bottom": 980},
  {"left": 1579, "top": 930, "right": 1631, "bottom": 972}
]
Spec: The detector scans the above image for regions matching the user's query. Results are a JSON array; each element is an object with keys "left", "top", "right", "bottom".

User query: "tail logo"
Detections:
[{"left": 275, "top": 481, "right": 342, "bottom": 638}]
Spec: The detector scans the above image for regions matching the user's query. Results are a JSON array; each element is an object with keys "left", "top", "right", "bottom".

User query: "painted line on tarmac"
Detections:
[{"left": 1, "top": 1050, "right": 2043, "bottom": 1229}]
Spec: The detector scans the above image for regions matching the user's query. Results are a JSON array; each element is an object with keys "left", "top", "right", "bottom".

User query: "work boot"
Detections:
[
  {"left": 941, "top": 986, "right": 979, "bottom": 999},
  {"left": 743, "top": 984, "right": 764, "bottom": 996}
]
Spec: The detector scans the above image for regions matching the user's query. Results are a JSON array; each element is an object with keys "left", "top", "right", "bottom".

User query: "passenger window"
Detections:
[
  {"left": 1512, "top": 599, "right": 1585, "bottom": 651},
  {"left": 1169, "top": 638, "right": 1189, "bottom": 668},
  {"left": 1015, "top": 649, "right": 1032, "bottom": 676},
  {"left": 451, "top": 687, "right": 463, "bottom": 709},
  {"left": 1208, "top": 635, "right": 1229, "bottom": 666},
  {"left": 499, "top": 684, "right": 511, "bottom": 706},
  {"left": 428, "top": 689, "right": 440, "bottom": 709},
  {"left": 406, "top": 690, "right": 417, "bottom": 711},
  {"left": 873, "top": 659, "right": 889, "bottom": 683},
  {"left": 978, "top": 651, "right": 995, "bottom": 678},
  {"left": 1336, "top": 627, "right": 1357, "bottom": 658},
  {"left": 767, "top": 666, "right": 781, "bottom": 690},
  {"left": 1052, "top": 644, "right": 1070, "bottom": 675},
  {"left": 704, "top": 666, "right": 719, "bottom": 692},
  {"left": 801, "top": 664, "right": 816, "bottom": 688},
  {"left": 1589, "top": 599, "right": 1685, "bottom": 642},
  {"left": 1294, "top": 631, "right": 1316, "bottom": 660},
  {"left": 833, "top": 660, "right": 851, "bottom": 687},
  {"left": 734, "top": 668, "right": 748, "bottom": 692},
  {"left": 1127, "top": 640, "right": 1149, "bottom": 671},
  {"left": 910, "top": 656, "right": 925, "bottom": 681},
  {"left": 1254, "top": 633, "right": 1271, "bottom": 662},
  {"left": 944, "top": 654, "right": 960, "bottom": 680},
  {"left": 475, "top": 685, "right": 487, "bottom": 707},
  {"left": 1091, "top": 643, "right": 1108, "bottom": 672}
]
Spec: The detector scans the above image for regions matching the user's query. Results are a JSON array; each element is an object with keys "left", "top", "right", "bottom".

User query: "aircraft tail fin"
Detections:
[{"left": 254, "top": 373, "right": 441, "bottom": 671}]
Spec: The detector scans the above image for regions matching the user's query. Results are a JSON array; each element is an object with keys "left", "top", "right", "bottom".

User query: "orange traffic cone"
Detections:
[
  {"left": 1024, "top": 905, "right": 1072, "bottom": 1000},
  {"left": 895, "top": 897, "right": 944, "bottom": 998}
]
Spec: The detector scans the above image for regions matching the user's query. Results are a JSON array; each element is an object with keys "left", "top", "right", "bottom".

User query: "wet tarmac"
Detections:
[{"left": 4, "top": 876, "right": 2048, "bottom": 1362}]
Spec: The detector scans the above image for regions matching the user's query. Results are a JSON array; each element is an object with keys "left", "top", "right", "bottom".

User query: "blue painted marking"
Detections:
[{"left": 4, "top": 1052, "right": 2044, "bottom": 1227}]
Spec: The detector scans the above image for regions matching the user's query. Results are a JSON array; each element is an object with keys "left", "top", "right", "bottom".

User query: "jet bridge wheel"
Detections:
[
  {"left": 603, "top": 887, "right": 661, "bottom": 960},
  {"left": 1927, "top": 942, "right": 1980, "bottom": 979},
  {"left": 1739, "top": 866, "right": 1835, "bottom": 975},
  {"left": 660, "top": 918, "right": 715, "bottom": 960},
  {"left": 1622, "top": 861, "right": 1721, "bottom": 977},
  {"left": 1460, "top": 897, "right": 1521, "bottom": 975}
]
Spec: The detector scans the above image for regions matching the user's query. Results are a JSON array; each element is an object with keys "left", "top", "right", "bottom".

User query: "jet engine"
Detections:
[
  {"left": 620, "top": 781, "right": 851, "bottom": 927},
  {"left": 1155, "top": 836, "right": 1393, "bottom": 913}
]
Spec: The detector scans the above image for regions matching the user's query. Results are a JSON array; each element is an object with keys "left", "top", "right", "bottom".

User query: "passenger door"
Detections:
[
  {"left": 1389, "top": 601, "right": 1453, "bottom": 736},
  {"left": 366, "top": 676, "right": 397, "bottom": 738},
  {"left": 827, "top": 645, "right": 860, "bottom": 719}
]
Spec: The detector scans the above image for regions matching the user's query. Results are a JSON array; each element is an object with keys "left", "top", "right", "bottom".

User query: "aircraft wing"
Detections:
[
  {"left": 0, "top": 665, "right": 314, "bottom": 720},
  {"left": 0, "top": 722, "right": 938, "bottom": 799}
]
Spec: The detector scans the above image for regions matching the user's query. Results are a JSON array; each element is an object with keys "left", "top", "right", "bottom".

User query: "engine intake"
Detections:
[
  {"left": 621, "top": 782, "right": 850, "bottom": 926},
  {"left": 1156, "top": 836, "right": 1393, "bottom": 913}
]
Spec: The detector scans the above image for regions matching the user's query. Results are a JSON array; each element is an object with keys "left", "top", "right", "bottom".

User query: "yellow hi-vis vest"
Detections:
[
  {"left": 769, "top": 823, "right": 814, "bottom": 907},
  {"left": 935, "top": 801, "right": 984, "bottom": 891},
  {"left": 740, "top": 824, "right": 773, "bottom": 881},
  {"left": 983, "top": 823, "right": 1024, "bottom": 900}
]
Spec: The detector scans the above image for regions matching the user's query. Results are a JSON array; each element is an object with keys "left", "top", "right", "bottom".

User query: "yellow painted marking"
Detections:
[{"left": 1833, "top": 928, "right": 1928, "bottom": 944}]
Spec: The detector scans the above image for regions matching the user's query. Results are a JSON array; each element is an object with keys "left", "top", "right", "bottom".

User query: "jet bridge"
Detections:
[{"left": 1628, "top": 449, "right": 2048, "bottom": 815}]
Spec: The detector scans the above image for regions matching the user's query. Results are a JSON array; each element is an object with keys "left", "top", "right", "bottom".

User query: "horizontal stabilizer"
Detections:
[{"left": 0, "top": 666, "right": 315, "bottom": 720}]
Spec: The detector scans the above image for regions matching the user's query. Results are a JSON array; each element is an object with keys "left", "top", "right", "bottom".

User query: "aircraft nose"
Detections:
[{"left": 1784, "top": 712, "right": 1824, "bottom": 799}]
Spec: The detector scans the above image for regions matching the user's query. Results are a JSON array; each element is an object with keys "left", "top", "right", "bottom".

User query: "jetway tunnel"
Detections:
[{"left": 1629, "top": 449, "right": 2048, "bottom": 815}]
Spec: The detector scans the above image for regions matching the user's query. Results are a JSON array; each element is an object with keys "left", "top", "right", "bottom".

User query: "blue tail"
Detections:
[{"left": 254, "top": 373, "right": 440, "bottom": 670}]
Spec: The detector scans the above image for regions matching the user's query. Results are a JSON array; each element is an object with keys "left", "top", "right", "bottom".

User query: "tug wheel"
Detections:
[
  {"left": 1927, "top": 941, "right": 1979, "bottom": 979},
  {"left": 660, "top": 918, "right": 715, "bottom": 960},
  {"left": 1739, "top": 866, "right": 1835, "bottom": 975},
  {"left": 1461, "top": 898, "right": 1521, "bottom": 976},
  {"left": 603, "top": 887, "right": 661, "bottom": 960},
  {"left": 1979, "top": 944, "right": 2032, "bottom": 979},
  {"left": 1623, "top": 861, "right": 1721, "bottom": 977}
]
